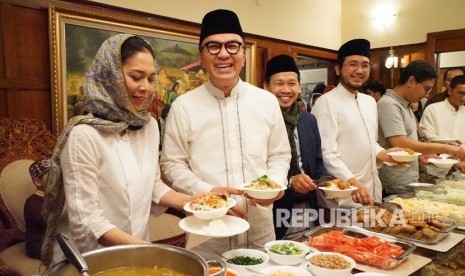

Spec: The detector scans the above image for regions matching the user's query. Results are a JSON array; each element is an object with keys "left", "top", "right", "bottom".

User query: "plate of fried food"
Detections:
[{"left": 318, "top": 178, "right": 358, "bottom": 199}]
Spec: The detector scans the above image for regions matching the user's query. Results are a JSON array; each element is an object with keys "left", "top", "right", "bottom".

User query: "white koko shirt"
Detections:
[
  {"left": 160, "top": 79, "right": 291, "bottom": 252},
  {"left": 420, "top": 98, "right": 465, "bottom": 143},
  {"left": 312, "top": 84, "right": 384, "bottom": 208},
  {"left": 52, "top": 118, "right": 171, "bottom": 264}
]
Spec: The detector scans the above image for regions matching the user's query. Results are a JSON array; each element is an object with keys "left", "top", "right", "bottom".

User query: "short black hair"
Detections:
[
  {"left": 121, "top": 36, "right": 156, "bottom": 63},
  {"left": 398, "top": 60, "right": 437, "bottom": 84},
  {"left": 313, "top": 83, "right": 326, "bottom": 94},
  {"left": 443, "top": 67, "right": 465, "bottom": 82},
  {"left": 451, "top": 75, "right": 465, "bottom": 89},
  {"left": 365, "top": 81, "right": 386, "bottom": 95}
]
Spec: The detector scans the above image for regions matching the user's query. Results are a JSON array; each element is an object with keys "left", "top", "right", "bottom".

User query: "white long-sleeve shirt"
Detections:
[
  {"left": 312, "top": 84, "right": 384, "bottom": 208},
  {"left": 53, "top": 118, "right": 171, "bottom": 263},
  {"left": 419, "top": 99, "right": 465, "bottom": 143},
  {"left": 160, "top": 79, "right": 291, "bottom": 251}
]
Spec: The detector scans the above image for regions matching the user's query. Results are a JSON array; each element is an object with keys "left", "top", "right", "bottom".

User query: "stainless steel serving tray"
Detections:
[
  {"left": 355, "top": 206, "right": 456, "bottom": 245},
  {"left": 384, "top": 194, "right": 465, "bottom": 229},
  {"left": 303, "top": 226, "right": 416, "bottom": 270}
]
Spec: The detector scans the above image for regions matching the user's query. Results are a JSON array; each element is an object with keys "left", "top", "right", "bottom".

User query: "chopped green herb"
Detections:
[{"left": 228, "top": 255, "right": 264, "bottom": 265}]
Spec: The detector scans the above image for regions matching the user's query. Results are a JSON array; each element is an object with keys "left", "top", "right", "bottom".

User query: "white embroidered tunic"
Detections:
[
  {"left": 161, "top": 79, "right": 291, "bottom": 254},
  {"left": 311, "top": 84, "right": 384, "bottom": 208}
]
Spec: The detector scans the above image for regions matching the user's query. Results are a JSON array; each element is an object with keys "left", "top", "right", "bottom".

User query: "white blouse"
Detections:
[{"left": 52, "top": 118, "right": 171, "bottom": 263}]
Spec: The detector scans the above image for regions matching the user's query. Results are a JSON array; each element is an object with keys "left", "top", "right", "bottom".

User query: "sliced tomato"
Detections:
[{"left": 308, "top": 230, "right": 404, "bottom": 268}]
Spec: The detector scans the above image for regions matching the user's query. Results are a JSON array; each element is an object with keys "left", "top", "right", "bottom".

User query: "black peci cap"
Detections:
[
  {"left": 265, "top": 54, "right": 300, "bottom": 81},
  {"left": 199, "top": 9, "right": 244, "bottom": 46},
  {"left": 338, "top": 38, "right": 371, "bottom": 62}
]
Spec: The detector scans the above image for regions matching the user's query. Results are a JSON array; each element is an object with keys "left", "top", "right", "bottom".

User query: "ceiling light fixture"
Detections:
[{"left": 385, "top": 47, "right": 398, "bottom": 69}]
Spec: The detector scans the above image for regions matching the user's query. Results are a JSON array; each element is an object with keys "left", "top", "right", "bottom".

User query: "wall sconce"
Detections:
[{"left": 385, "top": 47, "right": 398, "bottom": 69}]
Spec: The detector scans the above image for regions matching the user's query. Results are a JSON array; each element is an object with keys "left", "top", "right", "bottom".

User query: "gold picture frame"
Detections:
[{"left": 49, "top": 2, "right": 257, "bottom": 134}]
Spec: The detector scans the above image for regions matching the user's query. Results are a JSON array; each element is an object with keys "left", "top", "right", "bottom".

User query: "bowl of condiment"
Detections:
[
  {"left": 222, "top": 248, "right": 269, "bottom": 274},
  {"left": 264, "top": 240, "right": 309, "bottom": 265},
  {"left": 306, "top": 252, "right": 356, "bottom": 276}
]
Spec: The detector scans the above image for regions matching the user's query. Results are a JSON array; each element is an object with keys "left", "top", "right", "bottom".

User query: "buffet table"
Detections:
[{"left": 415, "top": 228, "right": 465, "bottom": 276}]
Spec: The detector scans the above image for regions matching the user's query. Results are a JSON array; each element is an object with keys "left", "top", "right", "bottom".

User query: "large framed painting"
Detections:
[{"left": 49, "top": 2, "right": 257, "bottom": 134}]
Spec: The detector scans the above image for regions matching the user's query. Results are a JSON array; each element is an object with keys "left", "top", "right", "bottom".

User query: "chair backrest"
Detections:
[
  {"left": 0, "top": 118, "right": 56, "bottom": 249},
  {"left": 0, "top": 160, "right": 36, "bottom": 232}
]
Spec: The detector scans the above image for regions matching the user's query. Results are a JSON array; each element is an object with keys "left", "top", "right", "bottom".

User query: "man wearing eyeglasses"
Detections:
[
  {"left": 160, "top": 9, "right": 291, "bottom": 256},
  {"left": 311, "top": 39, "right": 399, "bottom": 209},
  {"left": 378, "top": 61, "right": 465, "bottom": 195},
  {"left": 419, "top": 75, "right": 465, "bottom": 173}
]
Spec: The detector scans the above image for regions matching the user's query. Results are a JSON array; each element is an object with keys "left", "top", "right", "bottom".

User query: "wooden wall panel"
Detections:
[
  {"left": 0, "top": 2, "right": 50, "bottom": 129},
  {"left": 11, "top": 6, "right": 49, "bottom": 81},
  {"left": 0, "top": 89, "right": 6, "bottom": 117},
  {"left": 370, "top": 43, "right": 426, "bottom": 89},
  {"left": 6, "top": 89, "right": 51, "bottom": 126}
]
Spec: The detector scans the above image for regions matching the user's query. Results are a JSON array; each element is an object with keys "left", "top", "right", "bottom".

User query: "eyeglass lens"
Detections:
[{"left": 203, "top": 41, "right": 242, "bottom": 55}]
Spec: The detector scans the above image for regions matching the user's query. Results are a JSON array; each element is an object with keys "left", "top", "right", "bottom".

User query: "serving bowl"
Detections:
[
  {"left": 306, "top": 252, "right": 356, "bottom": 276},
  {"left": 387, "top": 151, "right": 421, "bottom": 162},
  {"left": 260, "top": 266, "right": 312, "bottom": 276},
  {"left": 208, "top": 267, "right": 239, "bottom": 276},
  {"left": 428, "top": 158, "right": 459, "bottom": 169},
  {"left": 242, "top": 176, "right": 287, "bottom": 200},
  {"left": 264, "top": 240, "right": 309, "bottom": 265},
  {"left": 222, "top": 248, "right": 269, "bottom": 275},
  {"left": 183, "top": 196, "right": 236, "bottom": 220},
  {"left": 243, "top": 185, "right": 286, "bottom": 200},
  {"left": 46, "top": 244, "right": 212, "bottom": 276},
  {"left": 318, "top": 185, "right": 358, "bottom": 199}
]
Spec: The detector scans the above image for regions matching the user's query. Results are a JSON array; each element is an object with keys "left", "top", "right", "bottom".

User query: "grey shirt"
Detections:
[{"left": 377, "top": 90, "right": 419, "bottom": 194}]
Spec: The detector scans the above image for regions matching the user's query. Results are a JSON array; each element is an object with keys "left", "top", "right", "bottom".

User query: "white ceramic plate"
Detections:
[
  {"left": 408, "top": 182, "right": 434, "bottom": 188},
  {"left": 430, "top": 137, "right": 457, "bottom": 144},
  {"left": 260, "top": 266, "right": 312, "bottom": 276},
  {"left": 178, "top": 215, "right": 249, "bottom": 238}
]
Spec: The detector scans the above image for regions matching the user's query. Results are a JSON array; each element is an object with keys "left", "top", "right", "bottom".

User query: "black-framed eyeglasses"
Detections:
[{"left": 202, "top": 41, "right": 243, "bottom": 55}]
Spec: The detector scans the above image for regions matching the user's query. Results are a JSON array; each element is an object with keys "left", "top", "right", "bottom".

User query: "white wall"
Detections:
[
  {"left": 91, "top": 0, "right": 465, "bottom": 50},
  {"left": 342, "top": 0, "right": 465, "bottom": 48},
  {"left": 90, "top": 0, "right": 342, "bottom": 49},
  {"left": 439, "top": 51, "right": 465, "bottom": 68}
]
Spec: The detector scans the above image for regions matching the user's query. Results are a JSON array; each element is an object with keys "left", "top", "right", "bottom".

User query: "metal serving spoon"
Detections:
[{"left": 56, "top": 233, "right": 91, "bottom": 276}]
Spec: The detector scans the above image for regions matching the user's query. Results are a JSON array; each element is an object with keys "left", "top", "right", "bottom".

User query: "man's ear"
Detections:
[
  {"left": 32, "top": 178, "right": 42, "bottom": 188},
  {"left": 407, "top": 76, "right": 416, "bottom": 88},
  {"left": 335, "top": 64, "right": 340, "bottom": 76}
]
